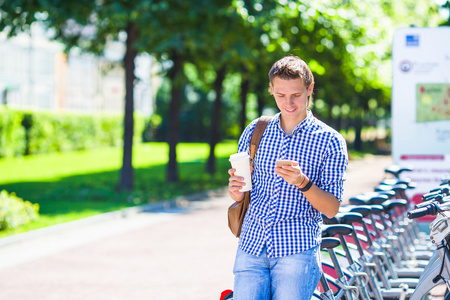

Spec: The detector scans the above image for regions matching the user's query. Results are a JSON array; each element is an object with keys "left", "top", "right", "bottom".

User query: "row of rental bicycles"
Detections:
[{"left": 221, "top": 166, "right": 450, "bottom": 300}]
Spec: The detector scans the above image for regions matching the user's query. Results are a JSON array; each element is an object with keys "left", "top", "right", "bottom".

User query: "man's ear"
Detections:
[
  {"left": 268, "top": 84, "right": 274, "bottom": 95},
  {"left": 308, "top": 83, "right": 314, "bottom": 96}
]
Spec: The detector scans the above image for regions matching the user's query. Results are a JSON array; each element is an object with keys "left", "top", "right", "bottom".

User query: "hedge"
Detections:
[
  {"left": 0, "top": 109, "right": 26, "bottom": 157},
  {"left": 0, "top": 107, "right": 146, "bottom": 158},
  {"left": 0, "top": 190, "right": 39, "bottom": 230}
]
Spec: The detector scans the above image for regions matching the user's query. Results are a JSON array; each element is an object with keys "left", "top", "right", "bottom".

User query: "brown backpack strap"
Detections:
[{"left": 249, "top": 116, "right": 271, "bottom": 167}]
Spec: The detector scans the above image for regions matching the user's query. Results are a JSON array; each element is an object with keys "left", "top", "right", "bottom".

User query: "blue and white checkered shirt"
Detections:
[{"left": 237, "top": 110, "right": 348, "bottom": 258}]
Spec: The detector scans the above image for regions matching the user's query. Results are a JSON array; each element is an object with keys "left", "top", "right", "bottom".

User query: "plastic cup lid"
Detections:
[{"left": 229, "top": 152, "right": 250, "bottom": 161}]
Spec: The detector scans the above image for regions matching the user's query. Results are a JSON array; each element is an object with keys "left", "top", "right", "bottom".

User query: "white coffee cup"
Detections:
[{"left": 229, "top": 152, "right": 252, "bottom": 192}]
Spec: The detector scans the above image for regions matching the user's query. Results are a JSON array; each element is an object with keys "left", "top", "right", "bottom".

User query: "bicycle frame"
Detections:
[{"left": 410, "top": 211, "right": 450, "bottom": 299}]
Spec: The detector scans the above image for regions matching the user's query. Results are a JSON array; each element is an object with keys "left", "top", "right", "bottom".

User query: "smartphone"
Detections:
[{"left": 275, "top": 159, "right": 296, "bottom": 167}]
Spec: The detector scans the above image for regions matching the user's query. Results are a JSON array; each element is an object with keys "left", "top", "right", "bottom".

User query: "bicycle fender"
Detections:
[{"left": 410, "top": 261, "right": 447, "bottom": 300}]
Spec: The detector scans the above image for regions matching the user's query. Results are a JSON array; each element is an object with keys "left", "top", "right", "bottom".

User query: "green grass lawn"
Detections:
[{"left": 0, "top": 141, "right": 238, "bottom": 238}]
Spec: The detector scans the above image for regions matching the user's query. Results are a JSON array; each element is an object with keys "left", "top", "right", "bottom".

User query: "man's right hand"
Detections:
[{"left": 228, "top": 168, "right": 246, "bottom": 202}]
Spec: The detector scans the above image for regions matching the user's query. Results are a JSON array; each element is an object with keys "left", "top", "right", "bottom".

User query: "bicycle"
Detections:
[
  {"left": 220, "top": 169, "right": 450, "bottom": 300},
  {"left": 317, "top": 178, "right": 450, "bottom": 300}
]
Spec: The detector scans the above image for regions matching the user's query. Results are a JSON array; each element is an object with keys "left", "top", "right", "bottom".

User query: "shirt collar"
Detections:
[{"left": 275, "top": 109, "right": 314, "bottom": 136}]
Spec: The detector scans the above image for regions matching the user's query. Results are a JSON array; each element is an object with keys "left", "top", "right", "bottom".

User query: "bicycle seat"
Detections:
[
  {"left": 407, "top": 182, "right": 417, "bottom": 189},
  {"left": 323, "top": 212, "right": 363, "bottom": 225},
  {"left": 381, "top": 199, "right": 408, "bottom": 212},
  {"left": 374, "top": 184, "right": 395, "bottom": 192},
  {"left": 321, "top": 237, "right": 340, "bottom": 250},
  {"left": 369, "top": 194, "right": 390, "bottom": 205},
  {"left": 340, "top": 205, "right": 371, "bottom": 218},
  {"left": 322, "top": 224, "right": 353, "bottom": 237},
  {"left": 349, "top": 194, "right": 388, "bottom": 205},
  {"left": 384, "top": 165, "right": 413, "bottom": 178},
  {"left": 369, "top": 205, "right": 384, "bottom": 215},
  {"left": 375, "top": 183, "right": 408, "bottom": 193},
  {"left": 380, "top": 179, "right": 416, "bottom": 190},
  {"left": 364, "top": 190, "right": 396, "bottom": 199},
  {"left": 391, "top": 183, "right": 408, "bottom": 192},
  {"left": 380, "top": 178, "right": 411, "bottom": 186},
  {"left": 349, "top": 194, "right": 371, "bottom": 205}
]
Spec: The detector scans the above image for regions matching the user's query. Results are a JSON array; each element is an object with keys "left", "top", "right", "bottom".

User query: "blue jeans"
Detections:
[{"left": 233, "top": 245, "right": 321, "bottom": 300}]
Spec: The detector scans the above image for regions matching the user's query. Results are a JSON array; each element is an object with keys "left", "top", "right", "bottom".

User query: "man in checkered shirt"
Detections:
[{"left": 228, "top": 55, "right": 348, "bottom": 300}]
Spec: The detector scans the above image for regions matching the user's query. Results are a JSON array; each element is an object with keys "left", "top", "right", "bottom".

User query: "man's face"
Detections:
[{"left": 271, "top": 77, "right": 313, "bottom": 124}]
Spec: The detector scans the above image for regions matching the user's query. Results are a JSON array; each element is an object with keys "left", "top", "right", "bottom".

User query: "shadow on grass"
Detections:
[{"left": 0, "top": 157, "right": 231, "bottom": 231}]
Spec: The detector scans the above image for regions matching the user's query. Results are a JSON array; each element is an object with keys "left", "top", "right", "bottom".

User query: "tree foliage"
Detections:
[
  {"left": 1, "top": 0, "right": 446, "bottom": 187},
  {"left": 233, "top": 0, "right": 443, "bottom": 150},
  {"left": 1, "top": 1, "right": 164, "bottom": 189}
]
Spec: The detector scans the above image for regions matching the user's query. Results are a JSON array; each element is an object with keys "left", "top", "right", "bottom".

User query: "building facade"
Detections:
[{"left": 0, "top": 23, "right": 155, "bottom": 116}]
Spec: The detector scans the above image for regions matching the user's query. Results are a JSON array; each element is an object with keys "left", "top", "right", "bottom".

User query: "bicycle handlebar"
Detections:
[
  {"left": 422, "top": 191, "right": 439, "bottom": 201},
  {"left": 422, "top": 188, "right": 448, "bottom": 201},
  {"left": 407, "top": 203, "right": 439, "bottom": 219},
  {"left": 415, "top": 196, "right": 443, "bottom": 209}
]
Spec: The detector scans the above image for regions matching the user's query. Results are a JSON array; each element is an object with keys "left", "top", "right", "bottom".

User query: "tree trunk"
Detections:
[
  {"left": 206, "top": 66, "right": 226, "bottom": 174},
  {"left": 239, "top": 73, "right": 249, "bottom": 133},
  {"left": 336, "top": 113, "right": 342, "bottom": 132},
  {"left": 327, "top": 98, "right": 334, "bottom": 128},
  {"left": 166, "top": 51, "right": 183, "bottom": 182},
  {"left": 354, "top": 108, "right": 363, "bottom": 152},
  {"left": 119, "top": 22, "right": 138, "bottom": 190},
  {"left": 256, "top": 82, "right": 265, "bottom": 117}
]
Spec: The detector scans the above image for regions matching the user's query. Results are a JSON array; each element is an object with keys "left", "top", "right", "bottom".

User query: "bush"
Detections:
[
  {"left": 0, "top": 190, "right": 39, "bottom": 230},
  {"left": 23, "top": 112, "right": 59, "bottom": 154},
  {"left": 0, "top": 108, "right": 26, "bottom": 157},
  {"left": 142, "top": 114, "right": 162, "bottom": 142},
  {"left": 134, "top": 114, "right": 146, "bottom": 144},
  {"left": 0, "top": 109, "right": 146, "bottom": 158},
  {"left": 98, "top": 115, "right": 123, "bottom": 147},
  {"left": 21, "top": 111, "right": 146, "bottom": 156}
]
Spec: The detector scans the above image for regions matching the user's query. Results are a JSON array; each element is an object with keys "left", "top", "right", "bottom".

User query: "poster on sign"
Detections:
[{"left": 392, "top": 27, "right": 450, "bottom": 218}]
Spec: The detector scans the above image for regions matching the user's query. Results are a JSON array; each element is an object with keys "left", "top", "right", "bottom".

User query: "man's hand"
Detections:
[
  {"left": 228, "top": 168, "right": 246, "bottom": 202},
  {"left": 274, "top": 161, "right": 307, "bottom": 187},
  {"left": 274, "top": 161, "right": 340, "bottom": 218}
]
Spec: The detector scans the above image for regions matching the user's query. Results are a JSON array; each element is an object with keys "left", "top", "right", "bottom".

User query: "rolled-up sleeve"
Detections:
[{"left": 319, "top": 134, "right": 348, "bottom": 202}]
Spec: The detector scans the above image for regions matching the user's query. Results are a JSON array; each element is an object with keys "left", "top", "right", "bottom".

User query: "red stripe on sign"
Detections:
[{"left": 400, "top": 155, "right": 445, "bottom": 160}]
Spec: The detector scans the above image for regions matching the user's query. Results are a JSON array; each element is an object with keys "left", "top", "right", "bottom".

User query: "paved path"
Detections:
[{"left": 0, "top": 155, "right": 394, "bottom": 300}]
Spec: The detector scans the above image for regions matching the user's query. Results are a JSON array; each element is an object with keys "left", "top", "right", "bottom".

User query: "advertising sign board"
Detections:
[{"left": 392, "top": 27, "right": 450, "bottom": 214}]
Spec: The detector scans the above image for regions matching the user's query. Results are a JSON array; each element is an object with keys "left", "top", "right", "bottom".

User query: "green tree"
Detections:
[
  {"left": 441, "top": 1, "right": 450, "bottom": 25},
  {"left": 201, "top": 0, "right": 282, "bottom": 173},
  {"left": 240, "top": 0, "right": 443, "bottom": 151},
  {"left": 234, "top": 1, "right": 281, "bottom": 129},
  {"left": 138, "top": 0, "right": 236, "bottom": 181},
  {"left": 0, "top": 1, "right": 160, "bottom": 190},
  {"left": 202, "top": 5, "right": 253, "bottom": 174}
]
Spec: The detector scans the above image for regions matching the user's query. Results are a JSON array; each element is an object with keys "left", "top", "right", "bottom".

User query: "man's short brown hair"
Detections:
[{"left": 269, "top": 56, "right": 314, "bottom": 89}]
